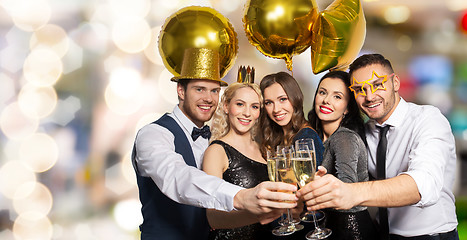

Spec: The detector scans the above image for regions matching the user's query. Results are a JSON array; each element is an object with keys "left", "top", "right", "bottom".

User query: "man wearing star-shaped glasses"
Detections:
[
  {"left": 298, "top": 54, "right": 459, "bottom": 239},
  {"left": 349, "top": 69, "right": 397, "bottom": 123}
]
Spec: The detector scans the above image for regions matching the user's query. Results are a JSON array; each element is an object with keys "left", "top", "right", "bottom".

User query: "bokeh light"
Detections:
[
  {"left": 3, "top": 0, "right": 51, "bottom": 32},
  {"left": 384, "top": 6, "right": 411, "bottom": 24},
  {"left": 19, "top": 133, "right": 59, "bottom": 173},
  {"left": 13, "top": 182, "right": 53, "bottom": 217},
  {"left": 111, "top": 16, "right": 152, "bottom": 53},
  {"left": 23, "top": 48, "right": 63, "bottom": 86},
  {"left": 69, "top": 22, "right": 110, "bottom": 54},
  {"left": 397, "top": 35, "right": 413, "bottom": 52},
  {"left": 30, "top": 24, "right": 70, "bottom": 58},
  {"left": 109, "top": 0, "right": 151, "bottom": 18},
  {"left": 157, "top": 69, "right": 178, "bottom": 105},
  {"left": 0, "top": 102, "right": 39, "bottom": 140},
  {"left": 105, "top": 67, "right": 145, "bottom": 115},
  {"left": 446, "top": 0, "right": 467, "bottom": 11},
  {"left": 12, "top": 213, "right": 53, "bottom": 240},
  {"left": 109, "top": 67, "right": 142, "bottom": 98},
  {"left": 105, "top": 161, "right": 135, "bottom": 195},
  {"left": 62, "top": 38, "right": 84, "bottom": 74},
  {"left": 0, "top": 73, "right": 16, "bottom": 108},
  {"left": 215, "top": 0, "right": 242, "bottom": 13},
  {"left": 0, "top": 161, "right": 36, "bottom": 199},
  {"left": 134, "top": 112, "right": 163, "bottom": 135},
  {"left": 144, "top": 26, "right": 164, "bottom": 66},
  {"left": 18, "top": 84, "right": 58, "bottom": 119},
  {"left": 121, "top": 151, "right": 137, "bottom": 186},
  {"left": 113, "top": 199, "right": 142, "bottom": 231},
  {"left": 1, "top": 27, "right": 31, "bottom": 73},
  {"left": 49, "top": 96, "right": 81, "bottom": 126}
]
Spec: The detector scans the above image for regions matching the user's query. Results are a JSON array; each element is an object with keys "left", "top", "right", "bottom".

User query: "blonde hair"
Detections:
[{"left": 211, "top": 82, "right": 263, "bottom": 141}]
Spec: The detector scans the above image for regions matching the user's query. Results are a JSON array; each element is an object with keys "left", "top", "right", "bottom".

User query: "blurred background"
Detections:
[{"left": 0, "top": 0, "right": 466, "bottom": 239}]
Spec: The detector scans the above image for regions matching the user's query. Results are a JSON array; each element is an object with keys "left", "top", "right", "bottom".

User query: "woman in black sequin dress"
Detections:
[
  {"left": 307, "top": 71, "right": 378, "bottom": 240},
  {"left": 202, "top": 82, "right": 277, "bottom": 240}
]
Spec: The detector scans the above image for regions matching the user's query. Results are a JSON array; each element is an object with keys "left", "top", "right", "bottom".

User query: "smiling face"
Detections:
[
  {"left": 225, "top": 87, "right": 261, "bottom": 135},
  {"left": 350, "top": 64, "right": 400, "bottom": 124},
  {"left": 263, "top": 83, "right": 294, "bottom": 127},
  {"left": 177, "top": 79, "right": 221, "bottom": 127},
  {"left": 314, "top": 77, "right": 350, "bottom": 125}
]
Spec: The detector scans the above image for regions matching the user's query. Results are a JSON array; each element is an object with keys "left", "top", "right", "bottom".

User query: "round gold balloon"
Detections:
[
  {"left": 310, "top": 0, "right": 366, "bottom": 74},
  {"left": 243, "top": 0, "right": 318, "bottom": 71},
  {"left": 158, "top": 6, "right": 238, "bottom": 78}
]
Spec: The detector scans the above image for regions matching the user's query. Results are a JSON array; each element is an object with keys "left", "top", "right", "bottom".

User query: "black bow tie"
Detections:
[{"left": 191, "top": 125, "right": 211, "bottom": 141}]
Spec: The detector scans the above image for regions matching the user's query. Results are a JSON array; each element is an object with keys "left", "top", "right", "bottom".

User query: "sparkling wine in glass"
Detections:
[
  {"left": 267, "top": 150, "right": 276, "bottom": 182},
  {"left": 276, "top": 147, "right": 304, "bottom": 232},
  {"left": 293, "top": 139, "right": 331, "bottom": 240},
  {"left": 266, "top": 149, "right": 294, "bottom": 236}
]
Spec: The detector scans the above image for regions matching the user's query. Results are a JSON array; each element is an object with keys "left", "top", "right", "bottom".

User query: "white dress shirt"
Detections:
[
  {"left": 365, "top": 98, "right": 458, "bottom": 237},
  {"left": 134, "top": 106, "right": 243, "bottom": 211}
]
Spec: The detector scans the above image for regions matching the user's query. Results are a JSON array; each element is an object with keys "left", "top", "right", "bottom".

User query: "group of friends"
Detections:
[{"left": 131, "top": 48, "right": 459, "bottom": 240}]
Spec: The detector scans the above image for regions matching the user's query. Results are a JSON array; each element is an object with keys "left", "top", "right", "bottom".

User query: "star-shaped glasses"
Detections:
[{"left": 349, "top": 71, "right": 394, "bottom": 98}]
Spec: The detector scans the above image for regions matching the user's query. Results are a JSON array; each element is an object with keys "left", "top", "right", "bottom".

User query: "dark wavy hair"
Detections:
[
  {"left": 259, "top": 71, "right": 308, "bottom": 154},
  {"left": 349, "top": 53, "right": 394, "bottom": 77},
  {"left": 307, "top": 70, "right": 365, "bottom": 141}
]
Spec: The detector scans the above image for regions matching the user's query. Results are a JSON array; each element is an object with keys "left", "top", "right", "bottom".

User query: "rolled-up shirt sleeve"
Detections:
[
  {"left": 398, "top": 108, "right": 455, "bottom": 207},
  {"left": 134, "top": 124, "right": 243, "bottom": 211}
]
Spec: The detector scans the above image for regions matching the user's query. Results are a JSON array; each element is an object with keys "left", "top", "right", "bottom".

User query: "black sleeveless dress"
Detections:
[{"left": 208, "top": 140, "right": 272, "bottom": 240}]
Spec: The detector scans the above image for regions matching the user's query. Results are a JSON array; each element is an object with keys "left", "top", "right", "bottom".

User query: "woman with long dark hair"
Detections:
[{"left": 307, "top": 70, "right": 378, "bottom": 240}]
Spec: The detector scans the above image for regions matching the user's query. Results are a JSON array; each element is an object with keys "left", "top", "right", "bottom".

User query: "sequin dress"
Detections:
[
  {"left": 321, "top": 127, "right": 378, "bottom": 240},
  {"left": 208, "top": 140, "right": 272, "bottom": 240}
]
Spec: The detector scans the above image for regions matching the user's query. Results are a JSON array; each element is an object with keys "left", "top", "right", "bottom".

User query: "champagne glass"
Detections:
[
  {"left": 276, "top": 147, "right": 304, "bottom": 232},
  {"left": 293, "top": 139, "right": 332, "bottom": 240},
  {"left": 276, "top": 145, "right": 296, "bottom": 226},
  {"left": 276, "top": 145, "right": 302, "bottom": 226},
  {"left": 295, "top": 139, "right": 327, "bottom": 224},
  {"left": 266, "top": 149, "right": 294, "bottom": 236}
]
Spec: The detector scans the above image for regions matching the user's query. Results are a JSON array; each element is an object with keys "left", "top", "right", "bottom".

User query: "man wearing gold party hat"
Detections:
[{"left": 132, "top": 48, "right": 298, "bottom": 239}]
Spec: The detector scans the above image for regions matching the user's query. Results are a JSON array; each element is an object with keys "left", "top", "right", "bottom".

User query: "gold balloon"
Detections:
[
  {"left": 243, "top": 0, "right": 318, "bottom": 71},
  {"left": 310, "top": 0, "right": 366, "bottom": 74},
  {"left": 158, "top": 6, "right": 238, "bottom": 78}
]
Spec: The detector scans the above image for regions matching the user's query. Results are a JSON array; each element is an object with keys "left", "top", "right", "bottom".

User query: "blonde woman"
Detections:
[{"left": 203, "top": 82, "right": 280, "bottom": 240}]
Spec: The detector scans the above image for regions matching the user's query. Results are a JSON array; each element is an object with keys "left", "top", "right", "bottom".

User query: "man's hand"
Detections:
[
  {"left": 233, "top": 181, "right": 298, "bottom": 224},
  {"left": 296, "top": 173, "right": 356, "bottom": 211}
]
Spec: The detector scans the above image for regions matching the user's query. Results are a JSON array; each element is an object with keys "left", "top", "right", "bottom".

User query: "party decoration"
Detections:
[
  {"left": 310, "top": 0, "right": 366, "bottom": 74},
  {"left": 243, "top": 0, "right": 319, "bottom": 71},
  {"left": 159, "top": 6, "right": 238, "bottom": 78},
  {"left": 237, "top": 66, "right": 255, "bottom": 83},
  {"left": 349, "top": 71, "right": 393, "bottom": 98}
]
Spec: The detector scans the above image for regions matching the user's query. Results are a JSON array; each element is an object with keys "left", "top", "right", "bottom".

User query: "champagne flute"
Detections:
[
  {"left": 293, "top": 139, "right": 332, "bottom": 240},
  {"left": 276, "top": 147, "right": 304, "bottom": 232},
  {"left": 276, "top": 145, "right": 301, "bottom": 226},
  {"left": 276, "top": 145, "right": 294, "bottom": 226},
  {"left": 266, "top": 149, "right": 294, "bottom": 236},
  {"left": 295, "top": 139, "right": 327, "bottom": 224}
]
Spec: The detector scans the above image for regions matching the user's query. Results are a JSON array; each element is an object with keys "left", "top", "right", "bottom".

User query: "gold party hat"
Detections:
[
  {"left": 171, "top": 48, "right": 228, "bottom": 86},
  {"left": 237, "top": 66, "right": 255, "bottom": 83}
]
